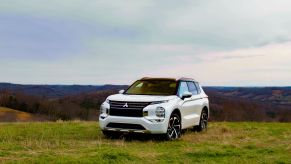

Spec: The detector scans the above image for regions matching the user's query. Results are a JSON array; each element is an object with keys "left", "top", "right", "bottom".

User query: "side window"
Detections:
[
  {"left": 195, "top": 82, "right": 201, "bottom": 94},
  {"left": 178, "top": 82, "right": 189, "bottom": 97},
  {"left": 187, "top": 82, "right": 198, "bottom": 95}
]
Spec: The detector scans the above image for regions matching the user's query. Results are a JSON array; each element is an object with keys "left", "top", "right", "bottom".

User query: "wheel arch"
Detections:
[
  {"left": 202, "top": 106, "right": 209, "bottom": 120},
  {"left": 170, "top": 108, "right": 182, "bottom": 124},
  {"left": 171, "top": 108, "right": 181, "bottom": 120}
]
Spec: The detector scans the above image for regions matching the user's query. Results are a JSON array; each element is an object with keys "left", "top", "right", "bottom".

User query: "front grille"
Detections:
[
  {"left": 109, "top": 101, "right": 151, "bottom": 117},
  {"left": 106, "top": 123, "right": 146, "bottom": 130}
]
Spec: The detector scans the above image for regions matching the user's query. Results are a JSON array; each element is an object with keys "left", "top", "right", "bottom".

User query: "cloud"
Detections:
[
  {"left": 0, "top": 0, "right": 291, "bottom": 85},
  {"left": 2, "top": 0, "right": 291, "bottom": 49},
  {"left": 0, "top": 14, "right": 86, "bottom": 60},
  {"left": 151, "top": 42, "right": 291, "bottom": 86}
]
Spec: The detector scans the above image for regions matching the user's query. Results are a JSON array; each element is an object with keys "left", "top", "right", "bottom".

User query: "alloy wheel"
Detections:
[
  {"left": 166, "top": 114, "right": 181, "bottom": 140},
  {"left": 200, "top": 110, "right": 208, "bottom": 131}
]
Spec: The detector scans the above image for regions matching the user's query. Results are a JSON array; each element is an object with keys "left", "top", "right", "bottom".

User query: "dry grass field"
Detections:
[
  {"left": 0, "top": 107, "right": 46, "bottom": 122},
  {"left": 0, "top": 121, "right": 290, "bottom": 163}
]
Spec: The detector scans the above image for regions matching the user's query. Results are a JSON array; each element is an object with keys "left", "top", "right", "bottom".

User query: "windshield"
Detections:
[{"left": 125, "top": 80, "right": 177, "bottom": 96}]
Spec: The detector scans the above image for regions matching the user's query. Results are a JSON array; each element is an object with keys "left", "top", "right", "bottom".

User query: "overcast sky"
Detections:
[{"left": 1, "top": 0, "right": 291, "bottom": 86}]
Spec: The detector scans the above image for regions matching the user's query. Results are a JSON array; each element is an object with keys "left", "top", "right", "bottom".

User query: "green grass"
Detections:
[{"left": 0, "top": 122, "right": 290, "bottom": 163}]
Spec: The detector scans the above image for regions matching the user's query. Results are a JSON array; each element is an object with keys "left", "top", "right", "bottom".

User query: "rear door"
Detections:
[{"left": 186, "top": 81, "right": 203, "bottom": 125}]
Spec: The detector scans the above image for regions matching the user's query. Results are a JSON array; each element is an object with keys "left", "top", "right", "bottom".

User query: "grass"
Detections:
[{"left": 0, "top": 122, "right": 290, "bottom": 163}]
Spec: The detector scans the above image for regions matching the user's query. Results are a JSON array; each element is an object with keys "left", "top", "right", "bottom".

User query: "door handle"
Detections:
[{"left": 191, "top": 97, "right": 202, "bottom": 101}]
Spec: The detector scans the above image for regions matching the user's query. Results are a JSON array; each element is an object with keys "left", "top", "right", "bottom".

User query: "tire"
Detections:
[
  {"left": 164, "top": 113, "right": 181, "bottom": 140},
  {"left": 102, "top": 130, "right": 122, "bottom": 139},
  {"left": 194, "top": 109, "right": 208, "bottom": 132}
]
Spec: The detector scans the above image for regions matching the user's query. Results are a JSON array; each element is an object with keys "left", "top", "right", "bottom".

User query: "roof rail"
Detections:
[
  {"left": 178, "top": 77, "right": 195, "bottom": 81},
  {"left": 140, "top": 77, "right": 196, "bottom": 81}
]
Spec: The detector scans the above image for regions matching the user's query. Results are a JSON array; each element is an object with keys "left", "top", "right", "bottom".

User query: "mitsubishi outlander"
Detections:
[{"left": 99, "top": 77, "right": 209, "bottom": 140}]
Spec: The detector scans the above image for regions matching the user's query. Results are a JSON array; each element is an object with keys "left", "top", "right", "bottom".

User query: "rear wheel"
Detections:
[
  {"left": 165, "top": 113, "right": 181, "bottom": 140},
  {"left": 194, "top": 109, "right": 208, "bottom": 132}
]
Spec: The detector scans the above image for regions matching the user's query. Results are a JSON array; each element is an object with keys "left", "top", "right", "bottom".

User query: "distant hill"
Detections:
[
  {"left": 0, "top": 107, "right": 48, "bottom": 122},
  {"left": 1, "top": 83, "right": 290, "bottom": 106},
  {"left": 0, "top": 83, "right": 290, "bottom": 122},
  {"left": 0, "top": 83, "right": 128, "bottom": 98},
  {"left": 204, "top": 87, "right": 291, "bottom": 107}
]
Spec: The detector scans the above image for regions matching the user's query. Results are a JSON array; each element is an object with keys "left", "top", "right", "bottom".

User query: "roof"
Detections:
[{"left": 140, "top": 77, "right": 196, "bottom": 82}]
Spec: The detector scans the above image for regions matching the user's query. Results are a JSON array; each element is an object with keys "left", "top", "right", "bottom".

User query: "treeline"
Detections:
[
  {"left": 207, "top": 90, "right": 291, "bottom": 122},
  {"left": 1, "top": 89, "right": 291, "bottom": 122},
  {"left": 0, "top": 90, "right": 116, "bottom": 121}
]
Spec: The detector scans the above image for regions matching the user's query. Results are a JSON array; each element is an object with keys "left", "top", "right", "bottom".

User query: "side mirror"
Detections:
[
  {"left": 119, "top": 90, "right": 125, "bottom": 94},
  {"left": 182, "top": 91, "right": 192, "bottom": 100}
]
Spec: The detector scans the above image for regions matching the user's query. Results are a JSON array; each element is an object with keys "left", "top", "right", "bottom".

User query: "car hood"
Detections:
[{"left": 107, "top": 94, "right": 177, "bottom": 102}]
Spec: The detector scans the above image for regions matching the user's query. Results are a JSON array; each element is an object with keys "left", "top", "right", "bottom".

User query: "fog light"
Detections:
[
  {"left": 155, "top": 107, "right": 165, "bottom": 118},
  {"left": 147, "top": 119, "right": 165, "bottom": 123},
  {"left": 155, "top": 119, "right": 164, "bottom": 122}
]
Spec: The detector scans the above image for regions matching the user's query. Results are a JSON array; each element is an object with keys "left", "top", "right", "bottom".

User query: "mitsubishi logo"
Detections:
[{"left": 123, "top": 103, "right": 128, "bottom": 108}]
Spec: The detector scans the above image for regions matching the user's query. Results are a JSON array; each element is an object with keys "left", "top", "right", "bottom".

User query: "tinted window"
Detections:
[
  {"left": 178, "top": 82, "right": 189, "bottom": 97},
  {"left": 195, "top": 82, "right": 201, "bottom": 94},
  {"left": 187, "top": 82, "right": 198, "bottom": 95},
  {"left": 125, "top": 80, "right": 177, "bottom": 95}
]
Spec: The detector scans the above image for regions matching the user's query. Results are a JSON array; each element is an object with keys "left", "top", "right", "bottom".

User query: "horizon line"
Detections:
[{"left": 0, "top": 82, "right": 290, "bottom": 88}]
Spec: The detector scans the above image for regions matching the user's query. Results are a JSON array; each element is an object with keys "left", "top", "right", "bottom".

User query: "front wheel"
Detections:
[
  {"left": 164, "top": 113, "right": 181, "bottom": 140},
  {"left": 194, "top": 109, "right": 208, "bottom": 132}
]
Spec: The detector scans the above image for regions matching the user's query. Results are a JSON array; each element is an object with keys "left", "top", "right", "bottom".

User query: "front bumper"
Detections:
[{"left": 99, "top": 115, "right": 168, "bottom": 134}]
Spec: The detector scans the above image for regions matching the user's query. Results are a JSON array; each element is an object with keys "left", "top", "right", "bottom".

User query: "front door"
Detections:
[{"left": 178, "top": 81, "right": 199, "bottom": 128}]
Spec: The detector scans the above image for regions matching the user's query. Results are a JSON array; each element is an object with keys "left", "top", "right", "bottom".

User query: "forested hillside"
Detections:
[{"left": 0, "top": 83, "right": 290, "bottom": 122}]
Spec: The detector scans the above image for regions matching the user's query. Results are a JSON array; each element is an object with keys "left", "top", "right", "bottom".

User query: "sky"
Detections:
[{"left": 0, "top": 0, "right": 291, "bottom": 86}]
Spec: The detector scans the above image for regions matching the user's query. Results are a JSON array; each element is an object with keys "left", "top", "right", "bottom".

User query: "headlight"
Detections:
[
  {"left": 155, "top": 107, "right": 165, "bottom": 118},
  {"left": 105, "top": 99, "right": 110, "bottom": 104},
  {"left": 100, "top": 106, "right": 107, "bottom": 114},
  {"left": 151, "top": 100, "right": 169, "bottom": 105}
]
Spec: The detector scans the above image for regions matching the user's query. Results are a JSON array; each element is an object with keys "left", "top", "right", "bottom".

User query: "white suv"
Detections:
[{"left": 99, "top": 77, "right": 209, "bottom": 140}]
